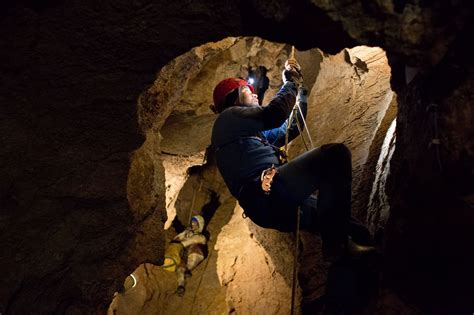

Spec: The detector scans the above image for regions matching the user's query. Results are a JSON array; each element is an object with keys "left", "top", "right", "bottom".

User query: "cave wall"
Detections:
[
  {"left": 385, "top": 26, "right": 474, "bottom": 313},
  {"left": 135, "top": 37, "right": 299, "bottom": 313},
  {"left": 288, "top": 46, "right": 395, "bottom": 220},
  {"left": 0, "top": 0, "right": 472, "bottom": 313},
  {"left": 142, "top": 39, "right": 394, "bottom": 313}
]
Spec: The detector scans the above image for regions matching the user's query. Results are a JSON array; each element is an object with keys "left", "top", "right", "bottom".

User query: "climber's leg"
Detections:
[
  {"left": 177, "top": 265, "right": 186, "bottom": 287},
  {"left": 278, "top": 143, "right": 352, "bottom": 246},
  {"left": 176, "top": 261, "right": 186, "bottom": 296},
  {"left": 187, "top": 252, "right": 205, "bottom": 271}
]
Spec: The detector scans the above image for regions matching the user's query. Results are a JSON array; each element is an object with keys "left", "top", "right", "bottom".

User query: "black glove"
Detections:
[{"left": 282, "top": 68, "right": 302, "bottom": 85}]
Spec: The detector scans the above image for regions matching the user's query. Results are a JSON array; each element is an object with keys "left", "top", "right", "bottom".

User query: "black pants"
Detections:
[
  {"left": 239, "top": 143, "right": 367, "bottom": 246},
  {"left": 279, "top": 143, "right": 352, "bottom": 246}
]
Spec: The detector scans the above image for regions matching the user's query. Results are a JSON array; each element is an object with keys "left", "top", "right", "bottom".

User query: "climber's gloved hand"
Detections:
[
  {"left": 282, "top": 59, "right": 303, "bottom": 86},
  {"left": 285, "top": 59, "right": 301, "bottom": 72}
]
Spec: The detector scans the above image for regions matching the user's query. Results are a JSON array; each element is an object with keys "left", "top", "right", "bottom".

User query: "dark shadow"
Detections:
[
  {"left": 171, "top": 217, "right": 186, "bottom": 234},
  {"left": 240, "top": 0, "right": 356, "bottom": 52},
  {"left": 200, "top": 190, "right": 221, "bottom": 228},
  {"left": 301, "top": 255, "right": 380, "bottom": 314},
  {"left": 324, "top": 256, "right": 380, "bottom": 314}
]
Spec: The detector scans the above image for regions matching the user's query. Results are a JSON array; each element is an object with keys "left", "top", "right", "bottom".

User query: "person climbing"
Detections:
[
  {"left": 210, "top": 59, "right": 375, "bottom": 263},
  {"left": 169, "top": 215, "right": 207, "bottom": 297}
]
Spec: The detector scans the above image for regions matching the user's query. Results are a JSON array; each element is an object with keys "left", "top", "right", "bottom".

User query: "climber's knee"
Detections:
[
  {"left": 319, "top": 143, "right": 352, "bottom": 176},
  {"left": 187, "top": 253, "right": 204, "bottom": 270},
  {"left": 321, "top": 143, "right": 351, "bottom": 162}
]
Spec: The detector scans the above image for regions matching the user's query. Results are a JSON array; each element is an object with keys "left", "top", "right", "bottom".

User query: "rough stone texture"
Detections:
[
  {"left": 0, "top": 0, "right": 472, "bottom": 313},
  {"left": 374, "top": 288, "right": 422, "bottom": 314},
  {"left": 108, "top": 263, "right": 177, "bottom": 315},
  {"left": 108, "top": 39, "right": 396, "bottom": 314},
  {"left": 108, "top": 189, "right": 235, "bottom": 315},
  {"left": 162, "top": 152, "right": 204, "bottom": 229},
  {"left": 289, "top": 46, "right": 395, "bottom": 220},
  {"left": 357, "top": 96, "right": 398, "bottom": 222},
  {"left": 130, "top": 38, "right": 300, "bottom": 313},
  {"left": 384, "top": 25, "right": 474, "bottom": 313},
  {"left": 138, "top": 37, "right": 291, "bottom": 224},
  {"left": 310, "top": 0, "right": 470, "bottom": 67},
  {"left": 215, "top": 205, "right": 295, "bottom": 314},
  {"left": 367, "top": 118, "right": 397, "bottom": 242}
]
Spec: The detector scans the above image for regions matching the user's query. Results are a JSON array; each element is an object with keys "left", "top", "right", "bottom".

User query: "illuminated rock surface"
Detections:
[{"left": 0, "top": 1, "right": 472, "bottom": 314}]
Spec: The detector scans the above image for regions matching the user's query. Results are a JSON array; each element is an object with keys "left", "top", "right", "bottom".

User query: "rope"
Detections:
[
  {"left": 296, "top": 102, "right": 314, "bottom": 150},
  {"left": 187, "top": 151, "right": 208, "bottom": 224},
  {"left": 290, "top": 206, "right": 301, "bottom": 315},
  {"left": 187, "top": 148, "right": 213, "bottom": 314},
  {"left": 187, "top": 179, "right": 203, "bottom": 224},
  {"left": 286, "top": 46, "right": 313, "bottom": 315},
  {"left": 189, "top": 245, "right": 213, "bottom": 315}
]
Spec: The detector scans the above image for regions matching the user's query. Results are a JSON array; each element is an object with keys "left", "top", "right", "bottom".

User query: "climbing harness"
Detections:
[{"left": 260, "top": 165, "right": 278, "bottom": 194}]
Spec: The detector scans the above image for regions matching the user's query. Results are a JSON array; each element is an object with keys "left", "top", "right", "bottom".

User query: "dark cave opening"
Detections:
[{"left": 247, "top": 65, "right": 270, "bottom": 104}]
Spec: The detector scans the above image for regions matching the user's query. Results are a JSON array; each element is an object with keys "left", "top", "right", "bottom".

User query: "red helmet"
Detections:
[{"left": 213, "top": 78, "right": 255, "bottom": 113}]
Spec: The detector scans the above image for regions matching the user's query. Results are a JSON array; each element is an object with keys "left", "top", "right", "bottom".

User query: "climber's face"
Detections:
[
  {"left": 239, "top": 85, "right": 259, "bottom": 106},
  {"left": 191, "top": 220, "right": 200, "bottom": 232}
]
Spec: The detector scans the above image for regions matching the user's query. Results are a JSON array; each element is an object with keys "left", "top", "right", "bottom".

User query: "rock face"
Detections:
[
  {"left": 289, "top": 46, "right": 395, "bottom": 220},
  {"left": 384, "top": 28, "right": 474, "bottom": 313},
  {"left": 367, "top": 118, "right": 397, "bottom": 239},
  {"left": 310, "top": 0, "right": 469, "bottom": 66},
  {"left": 0, "top": 0, "right": 472, "bottom": 313},
  {"left": 108, "top": 38, "right": 395, "bottom": 313},
  {"left": 215, "top": 206, "right": 295, "bottom": 314}
]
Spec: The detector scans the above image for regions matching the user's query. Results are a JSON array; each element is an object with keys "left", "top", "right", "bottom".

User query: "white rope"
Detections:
[
  {"left": 290, "top": 206, "right": 301, "bottom": 315},
  {"left": 187, "top": 152, "right": 208, "bottom": 224},
  {"left": 285, "top": 46, "right": 314, "bottom": 315},
  {"left": 296, "top": 102, "right": 314, "bottom": 149}
]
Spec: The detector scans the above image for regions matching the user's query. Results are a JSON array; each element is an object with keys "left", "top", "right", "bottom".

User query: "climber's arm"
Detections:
[{"left": 180, "top": 234, "right": 206, "bottom": 248}]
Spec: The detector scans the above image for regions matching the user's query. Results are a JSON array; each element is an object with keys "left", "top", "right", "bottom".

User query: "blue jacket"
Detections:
[{"left": 211, "top": 82, "right": 308, "bottom": 198}]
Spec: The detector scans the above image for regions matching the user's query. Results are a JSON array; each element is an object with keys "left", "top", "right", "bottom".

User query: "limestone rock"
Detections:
[
  {"left": 289, "top": 46, "right": 395, "bottom": 220},
  {"left": 309, "top": 0, "right": 469, "bottom": 66},
  {"left": 367, "top": 118, "right": 397, "bottom": 240},
  {"left": 1, "top": 0, "right": 471, "bottom": 312},
  {"left": 215, "top": 205, "right": 295, "bottom": 314}
]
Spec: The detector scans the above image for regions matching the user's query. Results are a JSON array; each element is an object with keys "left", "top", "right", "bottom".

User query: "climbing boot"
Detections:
[
  {"left": 176, "top": 285, "right": 185, "bottom": 297},
  {"left": 322, "top": 238, "right": 376, "bottom": 263},
  {"left": 346, "top": 237, "right": 376, "bottom": 258}
]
